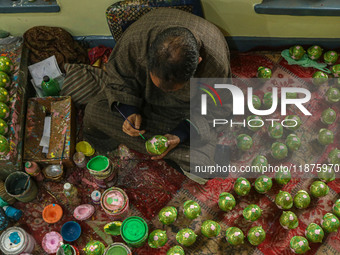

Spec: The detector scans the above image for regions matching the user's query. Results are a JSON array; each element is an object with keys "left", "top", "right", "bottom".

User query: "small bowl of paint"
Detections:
[
  {"left": 76, "top": 141, "right": 95, "bottom": 157},
  {"left": 61, "top": 221, "right": 81, "bottom": 242},
  {"left": 42, "top": 204, "right": 63, "bottom": 224}
]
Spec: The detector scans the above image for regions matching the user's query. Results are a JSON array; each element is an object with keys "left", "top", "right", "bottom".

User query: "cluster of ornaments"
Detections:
[{"left": 0, "top": 56, "right": 13, "bottom": 156}]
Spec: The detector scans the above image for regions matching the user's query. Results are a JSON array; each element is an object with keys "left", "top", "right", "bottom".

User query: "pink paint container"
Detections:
[
  {"left": 73, "top": 152, "right": 87, "bottom": 168},
  {"left": 101, "top": 187, "right": 129, "bottom": 220},
  {"left": 0, "top": 227, "right": 36, "bottom": 255}
]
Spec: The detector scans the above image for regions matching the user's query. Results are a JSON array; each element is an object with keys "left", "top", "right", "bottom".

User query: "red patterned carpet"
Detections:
[{"left": 14, "top": 51, "right": 340, "bottom": 255}]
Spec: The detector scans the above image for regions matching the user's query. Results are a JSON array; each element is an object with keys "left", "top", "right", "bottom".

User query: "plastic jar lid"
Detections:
[{"left": 121, "top": 216, "right": 148, "bottom": 243}]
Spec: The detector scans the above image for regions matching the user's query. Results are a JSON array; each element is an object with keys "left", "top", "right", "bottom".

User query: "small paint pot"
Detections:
[
  {"left": 76, "top": 141, "right": 95, "bottom": 156},
  {"left": 101, "top": 187, "right": 129, "bottom": 220},
  {"left": 121, "top": 216, "right": 148, "bottom": 248},
  {"left": 5, "top": 171, "right": 38, "bottom": 202},
  {"left": 61, "top": 221, "right": 81, "bottom": 242},
  {"left": 42, "top": 231, "right": 63, "bottom": 254},
  {"left": 3, "top": 206, "right": 22, "bottom": 221},
  {"left": 91, "top": 190, "right": 101, "bottom": 204},
  {"left": 73, "top": 152, "right": 87, "bottom": 168},
  {"left": 104, "top": 242, "right": 132, "bottom": 255},
  {"left": 0, "top": 227, "right": 36, "bottom": 254},
  {"left": 57, "top": 244, "right": 79, "bottom": 255},
  {"left": 42, "top": 204, "right": 63, "bottom": 224}
]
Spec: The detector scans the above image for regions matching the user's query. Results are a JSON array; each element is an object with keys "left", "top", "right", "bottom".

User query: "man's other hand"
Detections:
[
  {"left": 151, "top": 134, "right": 180, "bottom": 160},
  {"left": 122, "top": 113, "right": 146, "bottom": 137}
]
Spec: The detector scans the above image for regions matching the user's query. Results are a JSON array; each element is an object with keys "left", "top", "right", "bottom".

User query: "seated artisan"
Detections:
[{"left": 84, "top": 8, "right": 231, "bottom": 183}]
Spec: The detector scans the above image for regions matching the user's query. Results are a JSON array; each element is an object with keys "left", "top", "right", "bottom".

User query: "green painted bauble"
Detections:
[
  {"left": 0, "top": 87, "right": 9, "bottom": 103},
  {"left": 183, "top": 200, "right": 201, "bottom": 220},
  {"left": 0, "top": 135, "right": 9, "bottom": 155},
  {"left": 225, "top": 227, "right": 244, "bottom": 246},
  {"left": 290, "top": 236, "right": 310, "bottom": 254},
  {"left": 271, "top": 142, "right": 288, "bottom": 160},
  {"left": 279, "top": 211, "right": 299, "bottom": 229},
  {"left": 234, "top": 177, "right": 251, "bottom": 196},
  {"left": 286, "top": 134, "right": 301, "bottom": 152},
  {"left": 0, "top": 102, "right": 9, "bottom": 119},
  {"left": 317, "top": 128, "right": 334, "bottom": 146},
  {"left": 268, "top": 121, "right": 283, "bottom": 139},
  {"left": 307, "top": 45, "right": 323, "bottom": 60},
  {"left": 284, "top": 115, "right": 302, "bottom": 131},
  {"left": 167, "top": 246, "right": 185, "bottom": 255},
  {"left": 325, "top": 87, "right": 340, "bottom": 103},
  {"left": 331, "top": 64, "right": 340, "bottom": 77},
  {"left": 0, "top": 56, "right": 14, "bottom": 74},
  {"left": 148, "top": 229, "right": 168, "bottom": 248},
  {"left": 247, "top": 115, "right": 263, "bottom": 132},
  {"left": 251, "top": 155, "right": 268, "bottom": 173},
  {"left": 263, "top": 92, "right": 273, "bottom": 109},
  {"left": 257, "top": 66, "right": 272, "bottom": 79},
  {"left": 145, "top": 135, "right": 168, "bottom": 155},
  {"left": 289, "top": 45, "right": 306, "bottom": 60},
  {"left": 201, "top": 220, "right": 221, "bottom": 238},
  {"left": 218, "top": 192, "right": 236, "bottom": 212},
  {"left": 0, "top": 71, "right": 10, "bottom": 87},
  {"left": 275, "top": 190, "right": 293, "bottom": 209},
  {"left": 0, "top": 119, "right": 8, "bottom": 135},
  {"left": 252, "top": 95, "right": 262, "bottom": 110},
  {"left": 328, "top": 148, "right": 340, "bottom": 164},
  {"left": 318, "top": 167, "right": 335, "bottom": 183},
  {"left": 243, "top": 204, "right": 262, "bottom": 222},
  {"left": 275, "top": 167, "right": 291, "bottom": 185},
  {"left": 254, "top": 175, "right": 272, "bottom": 194},
  {"left": 236, "top": 134, "right": 253, "bottom": 151},
  {"left": 247, "top": 226, "right": 266, "bottom": 246},
  {"left": 83, "top": 240, "right": 105, "bottom": 255},
  {"left": 305, "top": 223, "right": 324, "bottom": 243},
  {"left": 176, "top": 228, "right": 197, "bottom": 246},
  {"left": 321, "top": 213, "right": 340, "bottom": 233},
  {"left": 310, "top": 181, "right": 329, "bottom": 198},
  {"left": 324, "top": 51, "right": 339, "bottom": 65},
  {"left": 333, "top": 203, "right": 340, "bottom": 218},
  {"left": 293, "top": 190, "right": 311, "bottom": 209},
  {"left": 321, "top": 108, "right": 337, "bottom": 125},
  {"left": 159, "top": 206, "right": 177, "bottom": 225},
  {"left": 312, "top": 71, "right": 328, "bottom": 86}
]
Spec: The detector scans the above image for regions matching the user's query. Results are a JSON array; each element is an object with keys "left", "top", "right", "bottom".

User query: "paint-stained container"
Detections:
[
  {"left": 87, "top": 156, "right": 118, "bottom": 188},
  {"left": 91, "top": 190, "right": 101, "bottom": 204},
  {"left": 121, "top": 216, "right": 148, "bottom": 248},
  {"left": 73, "top": 152, "right": 87, "bottom": 168},
  {"left": 5, "top": 172, "right": 38, "bottom": 202},
  {"left": 104, "top": 242, "right": 132, "bottom": 255},
  {"left": 101, "top": 187, "right": 129, "bottom": 220},
  {"left": 0, "top": 207, "right": 8, "bottom": 231},
  {"left": 0, "top": 227, "right": 36, "bottom": 254}
]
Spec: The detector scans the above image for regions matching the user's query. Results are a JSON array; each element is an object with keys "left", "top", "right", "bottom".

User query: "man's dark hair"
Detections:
[{"left": 147, "top": 27, "right": 199, "bottom": 90}]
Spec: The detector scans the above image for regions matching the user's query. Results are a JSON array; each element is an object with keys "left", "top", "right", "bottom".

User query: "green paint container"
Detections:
[
  {"left": 87, "top": 155, "right": 110, "bottom": 172},
  {"left": 121, "top": 216, "right": 148, "bottom": 248},
  {"left": 104, "top": 243, "right": 132, "bottom": 255}
]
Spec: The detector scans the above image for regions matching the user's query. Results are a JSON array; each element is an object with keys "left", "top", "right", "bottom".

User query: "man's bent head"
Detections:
[{"left": 148, "top": 27, "right": 201, "bottom": 92}]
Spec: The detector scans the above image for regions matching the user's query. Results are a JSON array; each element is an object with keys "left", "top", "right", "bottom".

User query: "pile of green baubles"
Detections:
[{"left": 0, "top": 56, "right": 13, "bottom": 156}]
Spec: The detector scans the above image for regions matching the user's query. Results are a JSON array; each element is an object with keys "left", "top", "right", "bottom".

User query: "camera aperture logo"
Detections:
[{"left": 200, "top": 83, "right": 312, "bottom": 128}]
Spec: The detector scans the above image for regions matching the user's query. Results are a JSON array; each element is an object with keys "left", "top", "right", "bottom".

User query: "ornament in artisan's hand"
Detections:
[
  {"left": 293, "top": 190, "right": 311, "bottom": 209},
  {"left": 289, "top": 45, "right": 306, "bottom": 60},
  {"left": 218, "top": 192, "right": 236, "bottom": 212},
  {"left": 145, "top": 135, "right": 168, "bottom": 155},
  {"left": 305, "top": 223, "right": 324, "bottom": 243},
  {"left": 148, "top": 229, "right": 168, "bottom": 248},
  {"left": 167, "top": 246, "right": 185, "bottom": 255},
  {"left": 275, "top": 190, "right": 293, "bottom": 209},
  {"left": 279, "top": 211, "right": 298, "bottom": 229},
  {"left": 323, "top": 51, "right": 338, "bottom": 65},
  {"left": 247, "top": 226, "right": 266, "bottom": 246},
  {"left": 321, "top": 213, "right": 340, "bottom": 233},
  {"left": 243, "top": 204, "right": 262, "bottom": 222},
  {"left": 290, "top": 236, "right": 310, "bottom": 254},
  {"left": 225, "top": 227, "right": 244, "bottom": 245},
  {"left": 201, "top": 220, "right": 221, "bottom": 238},
  {"left": 254, "top": 175, "right": 272, "bottom": 194},
  {"left": 176, "top": 228, "right": 197, "bottom": 246},
  {"left": 0, "top": 71, "right": 10, "bottom": 88},
  {"left": 310, "top": 181, "right": 329, "bottom": 198},
  {"left": 236, "top": 134, "right": 253, "bottom": 151},
  {"left": 234, "top": 177, "right": 251, "bottom": 196},
  {"left": 286, "top": 134, "right": 301, "bottom": 152},
  {"left": 158, "top": 206, "right": 177, "bottom": 225},
  {"left": 321, "top": 108, "right": 336, "bottom": 125},
  {"left": 307, "top": 45, "right": 323, "bottom": 60},
  {"left": 0, "top": 56, "right": 14, "bottom": 74},
  {"left": 183, "top": 200, "right": 201, "bottom": 220}
]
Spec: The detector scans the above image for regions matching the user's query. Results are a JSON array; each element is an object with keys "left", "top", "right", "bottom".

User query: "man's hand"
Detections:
[
  {"left": 122, "top": 113, "right": 146, "bottom": 137},
  {"left": 151, "top": 134, "right": 180, "bottom": 160}
]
